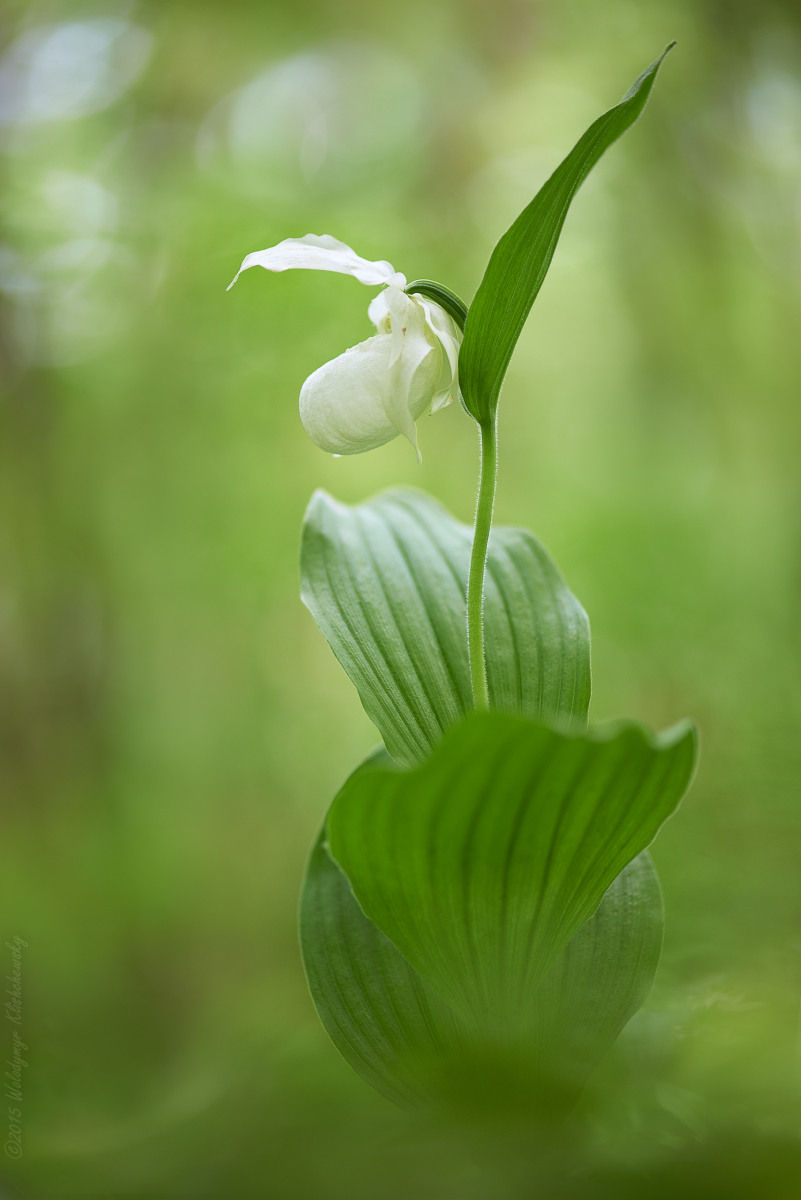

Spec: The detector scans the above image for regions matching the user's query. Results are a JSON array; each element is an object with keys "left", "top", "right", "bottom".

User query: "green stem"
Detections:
[{"left": 467, "top": 417, "right": 498, "bottom": 710}]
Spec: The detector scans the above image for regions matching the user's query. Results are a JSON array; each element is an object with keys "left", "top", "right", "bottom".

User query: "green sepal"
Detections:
[{"left": 404, "top": 279, "right": 468, "bottom": 331}]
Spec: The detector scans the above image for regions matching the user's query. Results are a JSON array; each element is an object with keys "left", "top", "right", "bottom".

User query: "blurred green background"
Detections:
[{"left": 0, "top": 0, "right": 799, "bottom": 1196}]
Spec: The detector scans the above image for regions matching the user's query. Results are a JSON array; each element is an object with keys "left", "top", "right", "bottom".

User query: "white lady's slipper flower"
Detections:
[{"left": 228, "top": 233, "right": 462, "bottom": 459}]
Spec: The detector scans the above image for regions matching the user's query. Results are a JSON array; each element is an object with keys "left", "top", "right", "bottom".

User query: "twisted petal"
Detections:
[
  {"left": 414, "top": 296, "right": 463, "bottom": 412},
  {"left": 228, "top": 233, "right": 406, "bottom": 290},
  {"left": 374, "top": 288, "right": 439, "bottom": 459},
  {"left": 299, "top": 328, "right": 440, "bottom": 457}
]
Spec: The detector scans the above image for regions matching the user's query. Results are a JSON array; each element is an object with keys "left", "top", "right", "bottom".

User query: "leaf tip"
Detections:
[
  {"left": 654, "top": 717, "right": 699, "bottom": 792},
  {"left": 654, "top": 716, "right": 696, "bottom": 750}
]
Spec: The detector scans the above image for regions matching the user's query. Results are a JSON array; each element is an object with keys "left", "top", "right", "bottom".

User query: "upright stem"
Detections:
[{"left": 467, "top": 417, "right": 498, "bottom": 710}]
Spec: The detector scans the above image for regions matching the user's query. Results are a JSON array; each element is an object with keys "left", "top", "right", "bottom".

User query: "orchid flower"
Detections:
[{"left": 228, "top": 234, "right": 463, "bottom": 459}]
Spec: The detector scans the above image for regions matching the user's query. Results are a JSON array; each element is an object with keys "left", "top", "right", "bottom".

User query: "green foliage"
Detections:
[
  {"left": 297, "top": 52, "right": 693, "bottom": 1116},
  {"left": 10, "top": 1, "right": 799, "bottom": 1187},
  {"left": 301, "top": 483, "right": 692, "bottom": 1115},
  {"left": 325, "top": 713, "right": 693, "bottom": 1037},
  {"left": 303, "top": 789, "right": 664, "bottom": 1112},
  {"left": 301, "top": 487, "right": 590, "bottom": 767},
  {"left": 532, "top": 848, "right": 664, "bottom": 1091},
  {"left": 301, "top": 784, "right": 459, "bottom": 1110},
  {"left": 459, "top": 45, "right": 674, "bottom": 423}
]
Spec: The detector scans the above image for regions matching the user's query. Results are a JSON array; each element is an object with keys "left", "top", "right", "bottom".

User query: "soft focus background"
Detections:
[{"left": 0, "top": 0, "right": 799, "bottom": 1196}]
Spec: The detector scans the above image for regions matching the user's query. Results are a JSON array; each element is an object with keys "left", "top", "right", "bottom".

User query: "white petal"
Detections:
[
  {"left": 375, "top": 288, "right": 439, "bottom": 459},
  {"left": 227, "top": 233, "right": 406, "bottom": 290},
  {"left": 299, "top": 329, "right": 438, "bottom": 457},
  {"left": 414, "top": 296, "right": 463, "bottom": 412},
  {"left": 367, "top": 287, "right": 392, "bottom": 333}
]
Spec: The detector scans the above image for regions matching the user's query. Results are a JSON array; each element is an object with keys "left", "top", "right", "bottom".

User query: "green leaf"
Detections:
[
  {"left": 459, "top": 45, "right": 674, "bottom": 423},
  {"left": 300, "top": 816, "right": 459, "bottom": 1108},
  {"left": 326, "top": 711, "right": 695, "bottom": 1035},
  {"left": 301, "top": 487, "right": 590, "bottom": 767},
  {"left": 534, "top": 849, "right": 663, "bottom": 1092},
  {"left": 301, "top": 752, "right": 664, "bottom": 1111}
]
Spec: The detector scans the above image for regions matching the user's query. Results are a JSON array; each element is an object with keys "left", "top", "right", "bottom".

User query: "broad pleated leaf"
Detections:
[
  {"left": 534, "top": 849, "right": 663, "bottom": 1091},
  {"left": 459, "top": 46, "right": 674, "bottom": 423},
  {"left": 327, "top": 711, "right": 695, "bottom": 1034},
  {"left": 302, "top": 752, "right": 664, "bottom": 1110},
  {"left": 301, "top": 824, "right": 459, "bottom": 1108},
  {"left": 301, "top": 488, "right": 590, "bottom": 767}
]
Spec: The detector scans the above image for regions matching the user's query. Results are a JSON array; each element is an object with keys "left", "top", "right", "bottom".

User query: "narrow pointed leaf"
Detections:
[
  {"left": 459, "top": 45, "right": 674, "bottom": 422},
  {"left": 327, "top": 711, "right": 695, "bottom": 1033},
  {"left": 301, "top": 488, "right": 590, "bottom": 766}
]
